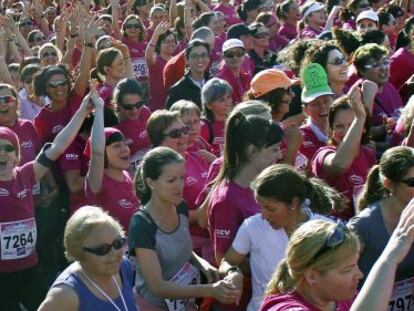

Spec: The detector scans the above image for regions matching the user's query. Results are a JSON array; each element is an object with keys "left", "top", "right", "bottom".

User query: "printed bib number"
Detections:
[
  {"left": 1, "top": 218, "right": 37, "bottom": 260},
  {"left": 388, "top": 277, "right": 414, "bottom": 311},
  {"left": 132, "top": 58, "right": 149, "bottom": 78},
  {"left": 165, "top": 262, "right": 200, "bottom": 311}
]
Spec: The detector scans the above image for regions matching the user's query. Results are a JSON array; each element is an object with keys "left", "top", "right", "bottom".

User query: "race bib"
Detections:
[
  {"left": 1, "top": 218, "right": 37, "bottom": 260},
  {"left": 132, "top": 58, "right": 149, "bottom": 78},
  {"left": 295, "top": 152, "right": 308, "bottom": 172},
  {"left": 388, "top": 277, "right": 414, "bottom": 311},
  {"left": 165, "top": 262, "right": 201, "bottom": 311}
]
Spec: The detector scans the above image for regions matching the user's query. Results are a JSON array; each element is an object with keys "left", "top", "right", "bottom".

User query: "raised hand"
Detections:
[{"left": 348, "top": 83, "right": 366, "bottom": 120}]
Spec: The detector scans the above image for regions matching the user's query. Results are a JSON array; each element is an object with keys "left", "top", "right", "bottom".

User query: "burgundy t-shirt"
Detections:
[
  {"left": 148, "top": 55, "right": 168, "bottom": 111},
  {"left": 299, "top": 123, "right": 327, "bottom": 164},
  {"left": 200, "top": 120, "right": 225, "bottom": 157},
  {"left": 9, "top": 119, "right": 41, "bottom": 165}
]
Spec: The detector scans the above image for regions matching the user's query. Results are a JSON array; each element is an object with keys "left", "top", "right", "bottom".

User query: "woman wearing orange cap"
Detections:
[{"left": 244, "top": 69, "right": 306, "bottom": 170}]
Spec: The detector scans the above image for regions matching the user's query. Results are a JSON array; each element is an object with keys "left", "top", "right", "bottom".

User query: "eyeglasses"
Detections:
[
  {"left": 47, "top": 80, "right": 68, "bottom": 88},
  {"left": 189, "top": 52, "right": 209, "bottom": 60},
  {"left": 125, "top": 23, "right": 140, "bottom": 30},
  {"left": 309, "top": 220, "right": 346, "bottom": 264},
  {"left": 328, "top": 56, "right": 347, "bottom": 66},
  {"left": 120, "top": 100, "right": 145, "bottom": 110},
  {"left": 364, "top": 58, "right": 390, "bottom": 69},
  {"left": 33, "top": 36, "right": 44, "bottom": 42},
  {"left": 42, "top": 51, "right": 58, "bottom": 58},
  {"left": 19, "top": 20, "right": 33, "bottom": 27},
  {"left": 163, "top": 126, "right": 189, "bottom": 139},
  {"left": 0, "top": 144, "right": 15, "bottom": 153},
  {"left": 0, "top": 95, "right": 16, "bottom": 104},
  {"left": 254, "top": 33, "right": 269, "bottom": 38},
  {"left": 83, "top": 236, "right": 126, "bottom": 256},
  {"left": 224, "top": 51, "right": 245, "bottom": 58},
  {"left": 401, "top": 177, "right": 414, "bottom": 187},
  {"left": 161, "top": 39, "right": 177, "bottom": 45}
]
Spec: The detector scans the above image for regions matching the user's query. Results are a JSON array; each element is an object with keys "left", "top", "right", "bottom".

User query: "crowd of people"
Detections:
[{"left": 3, "top": 0, "right": 414, "bottom": 310}]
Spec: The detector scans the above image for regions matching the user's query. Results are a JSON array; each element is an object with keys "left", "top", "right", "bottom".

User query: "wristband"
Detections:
[
  {"left": 36, "top": 143, "right": 55, "bottom": 168},
  {"left": 227, "top": 266, "right": 242, "bottom": 274}
]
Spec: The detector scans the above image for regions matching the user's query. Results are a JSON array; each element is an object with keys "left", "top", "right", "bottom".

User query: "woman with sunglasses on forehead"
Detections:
[
  {"left": 121, "top": 15, "right": 149, "bottom": 82},
  {"left": 39, "top": 206, "right": 137, "bottom": 311},
  {"left": 0, "top": 86, "right": 100, "bottom": 310},
  {"left": 38, "top": 43, "right": 62, "bottom": 67},
  {"left": 348, "top": 147, "right": 414, "bottom": 291},
  {"left": 114, "top": 78, "right": 151, "bottom": 167},
  {"left": 259, "top": 219, "right": 362, "bottom": 311}
]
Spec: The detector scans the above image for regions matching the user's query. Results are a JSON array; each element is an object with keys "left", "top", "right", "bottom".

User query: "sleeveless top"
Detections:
[{"left": 52, "top": 256, "right": 137, "bottom": 311}]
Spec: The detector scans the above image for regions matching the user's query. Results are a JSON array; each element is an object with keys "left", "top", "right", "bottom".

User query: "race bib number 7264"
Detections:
[{"left": 0, "top": 218, "right": 37, "bottom": 260}]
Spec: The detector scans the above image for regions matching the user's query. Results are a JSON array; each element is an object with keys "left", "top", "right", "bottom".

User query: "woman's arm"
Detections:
[
  {"left": 0, "top": 30, "right": 14, "bottom": 85},
  {"left": 38, "top": 285, "right": 79, "bottom": 311},
  {"left": 322, "top": 84, "right": 366, "bottom": 176},
  {"left": 111, "top": 0, "right": 122, "bottom": 40},
  {"left": 145, "top": 21, "right": 170, "bottom": 67},
  {"left": 112, "top": 39, "right": 134, "bottom": 79},
  {"left": 322, "top": 5, "right": 340, "bottom": 32},
  {"left": 183, "top": 0, "right": 193, "bottom": 40},
  {"left": 351, "top": 198, "right": 414, "bottom": 311}
]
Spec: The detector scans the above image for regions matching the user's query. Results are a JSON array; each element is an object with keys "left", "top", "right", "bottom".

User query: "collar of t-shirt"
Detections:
[
  {"left": 189, "top": 77, "right": 205, "bottom": 89},
  {"left": 307, "top": 119, "right": 329, "bottom": 143}
]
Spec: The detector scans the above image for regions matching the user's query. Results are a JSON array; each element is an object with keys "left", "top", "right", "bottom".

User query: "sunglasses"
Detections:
[
  {"left": 401, "top": 177, "right": 414, "bottom": 187},
  {"left": 42, "top": 51, "right": 58, "bottom": 58},
  {"left": 19, "top": 21, "right": 33, "bottom": 27},
  {"left": 120, "top": 100, "right": 145, "bottom": 110},
  {"left": 309, "top": 220, "right": 346, "bottom": 264},
  {"left": 224, "top": 51, "right": 245, "bottom": 58},
  {"left": 163, "top": 126, "right": 189, "bottom": 139},
  {"left": 83, "top": 236, "right": 126, "bottom": 256},
  {"left": 125, "top": 23, "right": 140, "bottom": 30},
  {"left": 0, "top": 144, "right": 15, "bottom": 153},
  {"left": 364, "top": 58, "right": 390, "bottom": 69},
  {"left": 47, "top": 80, "right": 68, "bottom": 88},
  {"left": 33, "top": 36, "right": 45, "bottom": 42},
  {"left": 328, "top": 56, "right": 346, "bottom": 66},
  {"left": 0, "top": 95, "right": 16, "bottom": 104}
]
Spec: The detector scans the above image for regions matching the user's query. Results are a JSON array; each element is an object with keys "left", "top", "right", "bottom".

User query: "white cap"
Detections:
[
  {"left": 222, "top": 39, "right": 245, "bottom": 53},
  {"left": 356, "top": 10, "right": 379, "bottom": 23},
  {"left": 302, "top": 1, "right": 325, "bottom": 20}
]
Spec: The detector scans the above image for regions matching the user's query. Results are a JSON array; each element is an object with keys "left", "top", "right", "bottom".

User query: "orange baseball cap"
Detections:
[{"left": 250, "top": 69, "right": 298, "bottom": 98}]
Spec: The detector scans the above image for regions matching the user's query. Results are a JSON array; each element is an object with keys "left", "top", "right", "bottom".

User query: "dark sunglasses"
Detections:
[
  {"left": 0, "top": 144, "right": 15, "bottom": 153},
  {"left": 120, "top": 100, "right": 146, "bottom": 110},
  {"left": 125, "top": 23, "right": 140, "bottom": 30},
  {"left": 401, "top": 177, "right": 414, "bottom": 187},
  {"left": 0, "top": 95, "right": 16, "bottom": 104},
  {"left": 163, "top": 126, "right": 190, "bottom": 139},
  {"left": 224, "top": 51, "right": 245, "bottom": 58},
  {"left": 328, "top": 56, "right": 346, "bottom": 66},
  {"left": 309, "top": 220, "right": 346, "bottom": 264},
  {"left": 47, "top": 80, "right": 68, "bottom": 88},
  {"left": 42, "top": 51, "right": 57, "bottom": 58},
  {"left": 83, "top": 236, "right": 126, "bottom": 256},
  {"left": 19, "top": 21, "right": 33, "bottom": 27},
  {"left": 33, "top": 36, "right": 45, "bottom": 42}
]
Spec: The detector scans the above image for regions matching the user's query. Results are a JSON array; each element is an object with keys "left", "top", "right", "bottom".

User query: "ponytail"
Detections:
[
  {"left": 358, "top": 165, "right": 386, "bottom": 210},
  {"left": 265, "top": 258, "right": 296, "bottom": 296},
  {"left": 135, "top": 164, "right": 151, "bottom": 205},
  {"left": 303, "top": 178, "right": 346, "bottom": 216},
  {"left": 396, "top": 16, "right": 414, "bottom": 50}
]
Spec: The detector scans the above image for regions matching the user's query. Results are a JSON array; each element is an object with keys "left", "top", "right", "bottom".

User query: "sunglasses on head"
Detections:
[
  {"left": 0, "top": 144, "right": 15, "bottom": 153},
  {"left": 309, "top": 220, "right": 346, "bottom": 264},
  {"left": 125, "top": 23, "right": 140, "bottom": 30},
  {"left": 47, "top": 80, "right": 68, "bottom": 88},
  {"left": 401, "top": 177, "right": 414, "bottom": 187},
  {"left": 224, "top": 51, "right": 245, "bottom": 58},
  {"left": 42, "top": 51, "right": 57, "bottom": 58},
  {"left": 120, "top": 100, "right": 146, "bottom": 110},
  {"left": 0, "top": 95, "right": 16, "bottom": 104},
  {"left": 163, "top": 126, "right": 189, "bottom": 139},
  {"left": 83, "top": 236, "right": 126, "bottom": 256},
  {"left": 328, "top": 56, "right": 346, "bottom": 66}
]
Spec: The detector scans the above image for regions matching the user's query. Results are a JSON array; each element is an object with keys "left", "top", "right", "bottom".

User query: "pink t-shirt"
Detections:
[
  {"left": 278, "top": 23, "right": 297, "bottom": 41},
  {"left": 57, "top": 135, "right": 89, "bottom": 213},
  {"left": 34, "top": 93, "right": 83, "bottom": 144},
  {"left": 9, "top": 119, "right": 41, "bottom": 165},
  {"left": 216, "top": 65, "right": 251, "bottom": 104},
  {"left": 389, "top": 48, "right": 414, "bottom": 91},
  {"left": 85, "top": 171, "right": 140, "bottom": 231},
  {"left": 259, "top": 292, "right": 354, "bottom": 311},
  {"left": 269, "top": 34, "right": 289, "bottom": 53},
  {"left": 343, "top": 19, "right": 356, "bottom": 31},
  {"left": 148, "top": 55, "right": 168, "bottom": 111},
  {"left": 213, "top": 3, "right": 241, "bottom": 26},
  {"left": 208, "top": 180, "right": 260, "bottom": 256},
  {"left": 299, "top": 123, "right": 327, "bottom": 164},
  {"left": 0, "top": 162, "right": 38, "bottom": 272},
  {"left": 312, "top": 145, "right": 376, "bottom": 220},
  {"left": 122, "top": 37, "right": 149, "bottom": 80},
  {"left": 97, "top": 82, "right": 115, "bottom": 108},
  {"left": 116, "top": 106, "right": 152, "bottom": 156},
  {"left": 195, "top": 156, "right": 224, "bottom": 208},
  {"left": 299, "top": 26, "right": 322, "bottom": 39},
  {"left": 370, "top": 81, "right": 404, "bottom": 127},
  {"left": 184, "top": 152, "right": 209, "bottom": 238},
  {"left": 200, "top": 120, "right": 225, "bottom": 156}
]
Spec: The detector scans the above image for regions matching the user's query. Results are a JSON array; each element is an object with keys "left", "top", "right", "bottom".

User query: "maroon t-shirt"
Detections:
[{"left": 9, "top": 119, "right": 41, "bottom": 165}]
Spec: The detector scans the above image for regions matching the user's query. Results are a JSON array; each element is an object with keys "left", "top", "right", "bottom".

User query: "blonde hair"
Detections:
[
  {"left": 64, "top": 206, "right": 124, "bottom": 262},
  {"left": 265, "top": 220, "right": 360, "bottom": 296},
  {"left": 38, "top": 43, "right": 62, "bottom": 62},
  {"left": 231, "top": 100, "right": 271, "bottom": 117},
  {"left": 401, "top": 97, "right": 414, "bottom": 136}
]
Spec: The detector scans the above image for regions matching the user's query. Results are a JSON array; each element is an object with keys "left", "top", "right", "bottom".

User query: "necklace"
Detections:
[{"left": 80, "top": 266, "right": 128, "bottom": 311}]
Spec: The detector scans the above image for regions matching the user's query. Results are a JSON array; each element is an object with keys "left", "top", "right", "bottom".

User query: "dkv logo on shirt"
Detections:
[
  {"left": 215, "top": 229, "right": 231, "bottom": 239},
  {"left": 118, "top": 199, "right": 133, "bottom": 209},
  {"left": 20, "top": 140, "right": 33, "bottom": 149},
  {"left": 349, "top": 174, "right": 364, "bottom": 185},
  {"left": 0, "top": 188, "right": 10, "bottom": 196}
]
